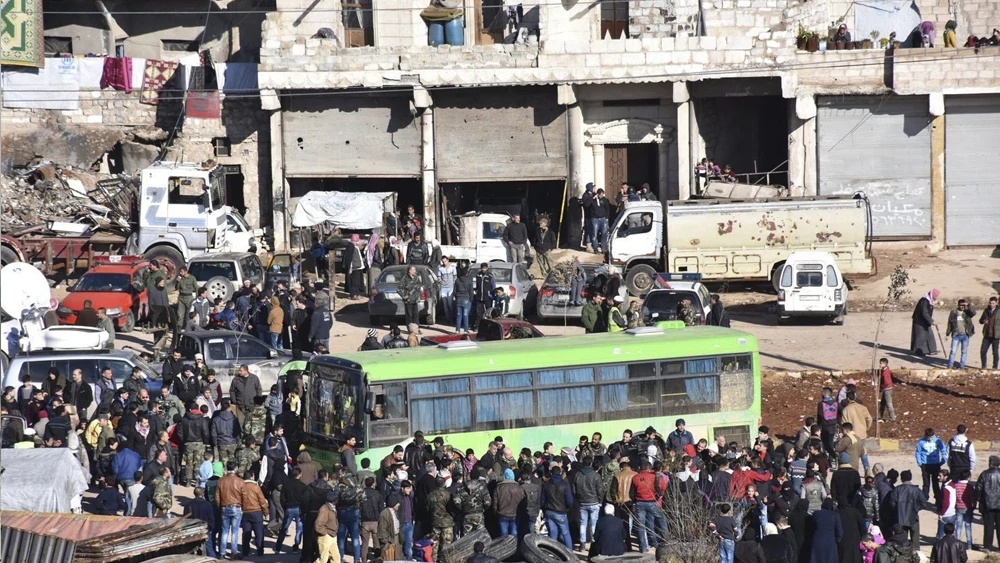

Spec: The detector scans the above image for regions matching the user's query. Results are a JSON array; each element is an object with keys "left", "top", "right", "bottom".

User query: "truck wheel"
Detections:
[
  {"left": 770, "top": 262, "right": 785, "bottom": 293},
  {"left": 625, "top": 264, "right": 657, "bottom": 296},
  {"left": 121, "top": 311, "right": 136, "bottom": 333},
  {"left": 1, "top": 246, "right": 19, "bottom": 267},
  {"left": 205, "top": 276, "right": 234, "bottom": 302},
  {"left": 144, "top": 246, "right": 184, "bottom": 282}
]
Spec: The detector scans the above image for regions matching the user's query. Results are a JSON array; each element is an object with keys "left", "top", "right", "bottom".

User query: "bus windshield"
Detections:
[{"left": 306, "top": 363, "right": 365, "bottom": 446}]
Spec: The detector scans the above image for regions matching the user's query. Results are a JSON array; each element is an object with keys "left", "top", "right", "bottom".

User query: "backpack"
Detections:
[{"left": 821, "top": 401, "right": 838, "bottom": 423}]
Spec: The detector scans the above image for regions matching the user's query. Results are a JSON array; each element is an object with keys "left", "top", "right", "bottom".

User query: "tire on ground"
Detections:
[
  {"left": 442, "top": 527, "right": 491, "bottom": 563},
  {"left": 521, "top": 534, "right": 576, "bottom": 563},
  {"left": 590, "top": 553, "right": 656, "bottom": 563},
  {"left": 485, "top": 535, "right": 518, "bottom": 561}
]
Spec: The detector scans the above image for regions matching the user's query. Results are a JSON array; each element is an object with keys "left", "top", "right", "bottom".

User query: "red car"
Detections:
[{"left": 57, "top": 256, "right": 150, "bottom": 332}]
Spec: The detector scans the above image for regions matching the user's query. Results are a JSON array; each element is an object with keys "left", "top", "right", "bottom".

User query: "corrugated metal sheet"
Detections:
[
  {"left": 944, "top": 95, "right": 1000, "bottom": 246},
  {"left": 282, "top": 93, "right": 421, "bottom": 178},
  {"left": 817, "top": 96, "right": 932, "bottom": 238},
  {"left": 1, "top": 511, "right": 207, "bottom": 563},
  {"left": 434, "top": 86, "right": 567, "bottom": 182}
]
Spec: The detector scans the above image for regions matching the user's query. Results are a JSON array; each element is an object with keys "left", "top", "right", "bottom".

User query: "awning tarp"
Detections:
[
  {"left": 0, "top": 449, "right": 89, "bottom": 512},
  {"left": 291, "top": 191, "right": 393, "bottom": 229}
]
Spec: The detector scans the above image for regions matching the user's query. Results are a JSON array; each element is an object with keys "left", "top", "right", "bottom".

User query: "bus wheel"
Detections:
[{"left": 625, "top": 264, "right": 657, "bottom": 296}]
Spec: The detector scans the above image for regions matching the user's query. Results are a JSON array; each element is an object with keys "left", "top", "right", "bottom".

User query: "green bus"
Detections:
[{"left": 299, "top": 323, "right": 760, "bottom": 469}]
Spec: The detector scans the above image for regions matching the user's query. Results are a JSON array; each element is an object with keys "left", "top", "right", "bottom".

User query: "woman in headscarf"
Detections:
[
  {"left": 943, "top": 20, "right": 958, "bottom": 47},
  {"left": 910, "top": 289, "right": 939, "bottom": 356},
  {"left": 836, "top": 495, "right": 866, "bottom": 563},
  {"left": 809, "top": 498, "right": 843, "bottom": 563}
]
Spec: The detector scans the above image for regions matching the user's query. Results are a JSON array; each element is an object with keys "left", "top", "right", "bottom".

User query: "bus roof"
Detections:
[{"left": 311, "top": 325, "right": 758, "bottom": 381}]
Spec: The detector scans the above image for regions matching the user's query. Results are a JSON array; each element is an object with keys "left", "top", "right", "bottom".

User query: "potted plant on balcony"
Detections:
[
  {"left": 866, "top": 31, "right": 879, "bottom": 49},
  {"left": 807, "top": 32, "right": 820, "bottom": 52},
  {"left": 797, "top": 26, "right": 809, "bottom": 50}
]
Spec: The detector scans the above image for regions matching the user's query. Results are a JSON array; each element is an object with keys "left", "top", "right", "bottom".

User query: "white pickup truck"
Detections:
[{"left": 438, "top": 212, "right": 531, "bottom": 264}]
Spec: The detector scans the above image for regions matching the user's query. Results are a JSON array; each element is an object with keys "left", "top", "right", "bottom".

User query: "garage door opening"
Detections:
[{"left": 439, "top": 180, "right": 566, "bottom": 246}]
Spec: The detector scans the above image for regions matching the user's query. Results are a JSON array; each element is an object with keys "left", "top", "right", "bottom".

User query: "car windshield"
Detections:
[
  {"left": 189, "top": 261, "right": 237, "bottom": 281},
  {"left": 73, "top": 273, "right": 131, "bottom": 292},
  {"left": 378, "top": 267, "right": 423, "bottom": 285},
  {"left": 132, "top": 354, "right": 162, "bottom": 381},
  {"left": 543, "top": 265, "right": 598, "bottom": 287},
  {"left": 643, "top": 291, "right": 699, "bottom": 319},
  {"left": 490, "top": 268, "right": 513, "bottom": 283}
]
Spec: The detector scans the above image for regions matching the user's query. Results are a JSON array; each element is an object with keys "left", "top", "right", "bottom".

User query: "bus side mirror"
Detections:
[{"left": 364, "top": 391, "right": 375, "bottom": 414}]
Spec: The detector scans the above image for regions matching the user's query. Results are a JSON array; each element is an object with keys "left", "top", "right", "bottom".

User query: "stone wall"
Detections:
[
  {"left": 792, "top": 50, "right": 889, "bottom": 94},
  {"left": 1, "top": 93, "right": 272, "bottom": 228},
  {"left": 702, "top": 0, "right": 790, "bottom": 37},
  {"left": 893, "top": 46, "right": 1000, "bottom": 95}
]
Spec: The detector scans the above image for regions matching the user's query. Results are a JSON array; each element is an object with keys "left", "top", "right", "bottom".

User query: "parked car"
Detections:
[
  {"left": 775, "top": 251, "right": 848, "bottom": 325},
  {"left": 369, "top": 265, "right": 440, "bottom": 326},
  {"left": 56, "top": 256, "right": 149, "bottom": 332},
  {"left": 3, "top": 349, "right": 164, "bottom": 417},
  {"left": 640, "top": 275, "right": 712, "bottom": 325},
  {"left": 173, "top": 330, "right": 306, "bottom": 393},
  {"left": 187, "top": 252, "right": 265, "bottom": 302},
  {"left": 485, "top": 262, "right": 538, "bottom": 319},
  {"left": 419, "top": 318, "right": 545, "bottom": 346},
  {"left": 536, "top": 263, "right": 602, "bottom": 320}
]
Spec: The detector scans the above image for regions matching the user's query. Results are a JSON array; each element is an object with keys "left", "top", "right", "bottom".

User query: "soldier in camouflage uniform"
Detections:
[
  {"left": 234, "top": 436, "right": 260, "bottom": 477},
  {"left": 151, "top": 466, "right": 174, "bottom": 518},
  {"left": 244, "top": 397, "right": 268, "bottom": 444},
  {"left": 426, "top": 476, "right": 455, "bottom": 562},
  {"left": 677, "top": 298, "right": 697, "bottom": 326},
  {"left": 456, "top": 468, "right": 491, "bottom": 535}
]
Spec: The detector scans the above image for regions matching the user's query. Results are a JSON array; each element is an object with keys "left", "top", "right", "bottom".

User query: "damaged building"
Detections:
[
  {"left": 258, "top": 0, "right": 1000, "bottom": 250},
  {"left": 1, "top": 0, "right": 272, "bottom": 229}
]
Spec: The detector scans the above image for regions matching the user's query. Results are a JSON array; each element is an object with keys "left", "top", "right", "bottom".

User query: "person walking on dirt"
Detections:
[
  {"left": 979, "top": 296, "right": 999, "bottom": 369},
  {"left": 945, "top": 299, "right": 975, "bottom": 369},
  {"left": 911, "top": 289, "right": 940, "bottom": 356}
]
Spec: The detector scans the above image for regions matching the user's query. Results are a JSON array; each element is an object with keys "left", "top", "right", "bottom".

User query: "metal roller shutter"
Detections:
[
  {"left": 945, "top": 96, "right": 1000, "bottom": 246},
  {"left": 282, "top": 93, "right": 421, "bottom": 178},
  {"left": 817, "top": 96, "right": 932, "bottom": 238},
  {"left": 434, "top": 86, "right": 567, "bottom": 182}
]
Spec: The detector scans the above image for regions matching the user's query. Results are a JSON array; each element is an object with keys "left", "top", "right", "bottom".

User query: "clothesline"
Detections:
[{"left": 1, "top": 56, "right": 259, "bottom": 111}]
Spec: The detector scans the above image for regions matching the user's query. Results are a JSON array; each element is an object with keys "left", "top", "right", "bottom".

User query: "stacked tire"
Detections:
[{"left": 442, "top": 528, "right": 518, "bottom": 563}]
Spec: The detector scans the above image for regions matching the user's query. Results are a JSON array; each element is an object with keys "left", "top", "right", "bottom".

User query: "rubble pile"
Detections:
[
  {"left": 546, "top": 259, "right": 583, "bottom": 285},
  {"left": 1, "top": 162, "right": 134, "bottom": 235}
]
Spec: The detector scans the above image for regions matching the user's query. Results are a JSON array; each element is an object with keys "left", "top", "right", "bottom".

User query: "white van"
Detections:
[{"left": 776, "top": 251, "right": 848, "bottom": 325}]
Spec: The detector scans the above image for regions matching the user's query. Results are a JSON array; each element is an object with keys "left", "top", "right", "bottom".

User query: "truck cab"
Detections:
[
  {"left": 438, "top": 212, "right": 531, "bottom": 264},
  {"left": 775, "top": 251, "right": 848, "bottom": 325},
  {"left": 132, "top": 162, "right": 230, "bottom": 279},
  {"left": 606, "top": 201, "right": 664, "bottom": 294}
]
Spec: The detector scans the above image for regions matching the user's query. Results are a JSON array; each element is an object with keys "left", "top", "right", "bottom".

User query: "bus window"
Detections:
[
  {"left": 308, "top": 365, "right": 363, "bottom": 444},
  {"left": 474, "top": 373, "right": 533, "bottom": 430},
  {"left": 598, "top": 364, "right": 658, "bottom": 420},
  {"left": 662, "top": 375, "right": 720, "bottom": 415},
  {"left": 410, "top": 378, "right": 471, "bottom": 434},
  {"left": 721, "top": 355, "right": 752, "bottom": 372},
  {"left": 536, "top": 368, "right": 594, "bottom": 424}
]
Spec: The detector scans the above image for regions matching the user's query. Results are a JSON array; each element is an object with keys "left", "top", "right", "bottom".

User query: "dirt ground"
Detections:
[{"left": 762, "top": 369, "right": 1000, "bottom": 440}]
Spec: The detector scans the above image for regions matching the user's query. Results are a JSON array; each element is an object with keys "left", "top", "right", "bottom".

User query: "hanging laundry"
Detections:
[
  {"left": 100, "top": 57, "right": 133, "bottom": 92},
  {"left": 77, "top": 57, "right": 106, "bottom": 89},
  {"left": 186, "top": 90, "right": 220, "bottom": 119},
  {"left": 139, "top": 59, "right": 179, "bottom": 105}
]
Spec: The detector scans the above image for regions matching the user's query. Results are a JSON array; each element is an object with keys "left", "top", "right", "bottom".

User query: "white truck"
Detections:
[
  {"left": 2, "top": 161, "right": 257, "bottom": 280},
  {"left": 607, "top": 196, "right": 874, "bottom": 295},
  {"left": 439, "top": 212, "right": 530, "bottom": 263}
]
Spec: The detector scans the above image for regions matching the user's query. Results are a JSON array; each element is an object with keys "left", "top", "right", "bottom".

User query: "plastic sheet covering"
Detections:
[
  {"left": 291, "top": 191, "right": 393, "bottom": 229},
  {"left": 853, "top": 0, "right": 921, "bottom": 45},
  {"left": 0, "top": 449, "right": 89, "bottom": 512}
]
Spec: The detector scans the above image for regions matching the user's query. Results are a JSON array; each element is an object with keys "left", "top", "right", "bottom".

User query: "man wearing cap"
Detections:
[
  {"left": 606, "top": 295, "right": 627, "bottom": 332},
  {"left": 667, "top": 419, "right": 694, "bottom": 453},
  {"left": 407, "top": 324, "right": 422, "bottom": 348},
  {"left": 360, "top": 328, "right": 383, "bottom": 351}
]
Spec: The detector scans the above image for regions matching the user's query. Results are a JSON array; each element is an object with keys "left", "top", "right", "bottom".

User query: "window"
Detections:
[
  {"left": 474, "top": 372, "right": 534, "bottom": 430},
  {"left": 370, "top": 383, "right": 409, "bottom": 447},
  {"left": 780, "top": 265, "right": 793, "bottom": 288},
  {"left": 308, "top": 365, "right": 363, "bottom": 443},
  {"left": 536, "top": 368, "right": 595, "bottom": 423},
  {"left": 492, "top": 268, "right": 513, "bottom": 283},
  {"left": 619, "top": 213, "right": 654, "bottom": 237},
  {"left": 601, "top": 0, "right": 628, "bottom": 39},
  {"left": 662, "top": 375, "right": 720, "bottom": 415},
  {"left": 713, "top": 424, "right": 751, "bottom": 449},
  {"left": 162, "top": 39, "right": 199, "bottom": 52},
  {"left": 56, "top": 359, "right": 99, "bottom": 384},
  {"left": 206, "top": 339, "right": 229, "bottom": 360},
  {"left": 103, "top": 360, "right": 134, "bottom": 386},
  {"left": 483, "top": 222, "right": 506, "bottom": 240},
  {"left": 74, "top": 273, "right": 131, "bottom": 293},
  {"left": 228, "top": 335, "right": 270, "bottom": 359},
  {"left": 115, "top": 41, "right": 125, "bottom": 58},
  {"left": 342, "top": 0, "right": 374, "bottom": 47},
  {"left": 44, "top": 37, "right": 72, "bottom": 56},
  {"left": 18, "top": 360, "right": 53, "bottom": 384},
  {"left": 410, "top": 378, "right": 471, "bottom": 434},
  {"left": 643, "top": 291, "right": 698, "bottom": 322},
  {"left": 176, "top": 335, "right": 199, "bottom": 360},
  {"left": 598, "top": 364, "right": 658, "bottom": 420},
  {"left": 796, "top": 271, "right": 823, "bottom": 287},
  {"left": 721, "top": 355, "right": 752, "bottom": 372},
  {"left": 188, "top": 261, "right": 237, "bottom": 281},
  {"left": 213, "top": 137, "right": 231, "bottom": 157},
  {"left": 240, "top": 257, "right": 264, "bottom": 285},
  {"left": 826, "top": 265, "right": 839, "bottom": 287},
  {"left": 168, "top": 177, "right": 206, "bottom": 205}
]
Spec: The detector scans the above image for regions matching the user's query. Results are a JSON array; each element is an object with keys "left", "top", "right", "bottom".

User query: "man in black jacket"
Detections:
[
  {"left": 161, "top": 349, "right": 184, "bottom": 389},
  {"left": 301, "top": 469, "right": 334, "bottom": 562},
  {"left": 884, "top": 470, "right": 933, "bottom": 545},
  {"left": 930, "top": 522, "right": 967, "bottom": 563},
  {"left": 980, "top": 455, "right": 1000, "bottom": 551},
  {"left": 406, "top": 233, "right": 429, "bottom": 266},
  {"left": 276, "top": 466, "right": 309, "bottom": 554},
  {"left": 178, "top": 404, "right": 210, "bottom": 486},
  {"left": 503, "top": 215, "right": 529, "bottom": 265},
  {"left": 588, "top": 189, "right": 610, "bottom": 254},
  {"left": 360, "top": 476, "right": 386, "bottom": 560},
  {"left": 471, "top": 263, "right": 496, "bottom": 328},
  {"left": 66, "top": 369, "right": 94, "bottom": 416}
]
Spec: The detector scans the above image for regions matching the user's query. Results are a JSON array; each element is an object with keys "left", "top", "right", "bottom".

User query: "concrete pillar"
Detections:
[
  {"left": 673, "top": 82, "right": 691, "bottom": 200},
  {"left": 794, "top": 94, "right": 818, "bottom": 196},
  {"left": 269, "top": 109, "right": 289, "bottom": 251},
  {"left": 421, "top": 108, "right": 439, "bottom": 241},
  {"left": 787, "top": 101, "right": 804, "bottom": 196},
  {"left": 930, "top": 113, "right": 945, "bottom": 246},
  {"left": 688, "top": 100, "right": 703, "bottom": 192},
  {"left": 658, "top": 141, "right": 671, "bottom": 200},
  {"left": 803, "top": 116, "right": 817, "bottom": 196},
  {"left": 561, "top": 85, "right": 584, "bottom": 199},
  {"left": 592, "top": 144, "right": 605, "bottom": 193}
]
